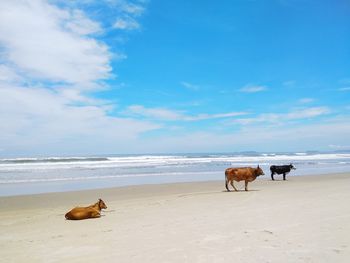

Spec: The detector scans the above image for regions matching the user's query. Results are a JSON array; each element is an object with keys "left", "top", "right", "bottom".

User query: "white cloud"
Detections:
[
  {"left": 0, "top": 65, "right": 23, "bottom": 83},
  {"left": 187, "top": 112, "right": 248, "bottom": 121},
  {"left": 125, "top": 105, "right": 247, "bottom": 121},
  {"left": 0, "top": 0, "right": 111, "bottom": 86},
  {"left": 118, "top": 1, "right": 145, "bottom": 16},
  {"left": 328, "top": 144, "right": 350, "bottom": 150},
  {"left": 339, "top": 87, "right": 350, "bottom": 91},
  {"left": 137, "top": 117, "right": 350, "bottom": 153},
  {"left": 239, "top": 84, "right": 267, "bottom": 93},
  {"left": 181, "top": 81, "right": 199, "bottom": 91},
  {"left": 298, "top": 98, "right": 315, "bottom": 104},
  {"left": 111, "top": 0, "right": 146, "bottom": 30},
  {"left": 64, "top": 9, "right": 102, "bottom": 35},
  {"left": 99, "top": 0, "right": 145, "bottom": 15},
  {"left": 113, "top": 16, "right": 140, "bottom": 30},
  {"left": 0, "top": 85, "right": 160, "bottom": 155},
  {"left": 0, "top": 0, "right": 160, "bottom": 156},
  {"left": 235, "top": 107, "right": 330, "bottom": 125},
  {"left": 286, "top": 107, "right": 330, "bottom": 119},
  {"left": 127, "top": 105, "right": 184, "bottom": 121}
]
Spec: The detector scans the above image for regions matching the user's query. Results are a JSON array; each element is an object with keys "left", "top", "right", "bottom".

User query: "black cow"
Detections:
[{"left": 270, "top": 164, "right": 296, "bottom": 180}]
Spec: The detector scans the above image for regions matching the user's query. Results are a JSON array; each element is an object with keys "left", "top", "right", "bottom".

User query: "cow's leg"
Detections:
[
  {"left": 230, "top": 180, "right": 238, "bottom": 191},
  {"left": 225, "top": 178, "right": 230, "bottom": 192},
  {"left": 271, "top": 172, "right": 275, "bottom": 180},
  {"left": 244, "top": 180, "right": 248, "bottom": 191},
  {"left": 283, "top": 173, "right": 286, "bottom": 180},
  {"left": 90, "top": 211, "right": 101, "bottom": 219}
]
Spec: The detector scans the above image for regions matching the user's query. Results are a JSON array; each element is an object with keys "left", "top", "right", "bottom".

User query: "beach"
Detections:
[{"left": 0, "top": 173, "right": 349, "bottom": 262}]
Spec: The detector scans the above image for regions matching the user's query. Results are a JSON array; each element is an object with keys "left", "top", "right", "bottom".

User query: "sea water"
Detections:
[{"left": 1, "top": 152, "right": 350, "bottom": 196}]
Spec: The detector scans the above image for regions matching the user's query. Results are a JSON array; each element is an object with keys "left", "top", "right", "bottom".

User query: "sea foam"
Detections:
[{"left": 1, "top": 152, "right": 350, "bottom": 196}]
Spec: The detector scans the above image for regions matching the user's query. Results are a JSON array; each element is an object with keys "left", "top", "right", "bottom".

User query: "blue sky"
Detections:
[{"left": 0, "top": 0, "right": 350, "bottom": 156}]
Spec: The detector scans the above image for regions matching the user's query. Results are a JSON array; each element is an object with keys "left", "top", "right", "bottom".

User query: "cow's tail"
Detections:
[{"left": 225, "top": 170, "right": 230, "bottom": 192}]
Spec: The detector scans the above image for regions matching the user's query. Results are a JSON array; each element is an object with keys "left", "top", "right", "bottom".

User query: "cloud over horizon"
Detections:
[
  {"left": 125, "top": 105, "right": 247, "bottom": 121},
  {"left": 239, "top": 85, "right": 267, "bottom": 93},
  {"left": 235, "top": 107, "right": 331, "bottom": 125}
]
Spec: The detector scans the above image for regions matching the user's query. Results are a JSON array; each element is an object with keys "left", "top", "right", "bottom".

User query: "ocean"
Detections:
[{"left": 1, "top": 152, "right": 350, "bottom": 196}]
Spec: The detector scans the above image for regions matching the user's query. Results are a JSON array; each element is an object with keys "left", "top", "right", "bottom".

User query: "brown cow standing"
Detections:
[
  {"left": 65, "top": 199, "right": 107, "bottom": 220},
  {"left": 225, "top": 166, "right": 264, "bottom": 192}
]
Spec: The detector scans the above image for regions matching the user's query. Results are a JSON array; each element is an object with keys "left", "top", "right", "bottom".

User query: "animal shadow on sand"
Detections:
[
  {"left": 103, "top": 209, "right": 116, "bottom": 213},
  {"left": 223, "top": 189, "right": 260, "bottom": 193},
  {"left": 270, "top": 179, "right": 290, "bottom": 181}
]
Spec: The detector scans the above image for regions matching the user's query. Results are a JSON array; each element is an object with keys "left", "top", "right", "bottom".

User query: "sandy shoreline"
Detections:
[{"left": 1, "top": 173, "right": 350, "bottom": 262}]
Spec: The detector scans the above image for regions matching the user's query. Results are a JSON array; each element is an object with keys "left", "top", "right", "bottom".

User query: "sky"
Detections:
[{"left": 0, "top": 0, "right": 350, "bottom": 156}]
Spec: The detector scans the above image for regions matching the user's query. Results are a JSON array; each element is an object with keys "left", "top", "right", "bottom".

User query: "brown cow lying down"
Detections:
[
  {"left": 225, "top": 166, "right": 264, "bottom": 192},
  {"left": 65, "top": 199, "right": 107, "bottom": 220}
]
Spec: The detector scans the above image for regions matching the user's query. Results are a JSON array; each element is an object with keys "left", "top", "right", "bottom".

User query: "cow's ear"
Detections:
[{"left": 257, "top": 165, "right": 260, "bottom": 168}]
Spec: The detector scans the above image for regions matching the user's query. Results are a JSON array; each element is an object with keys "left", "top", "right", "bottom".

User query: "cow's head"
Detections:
[
  {"left": 289, "top": 163, "right": 296, "bottom": 170},
  {"left": 98, "top": 198, "right": 107, "bottom": 209},
  {"left": 255, "top": 165, "right": 265, "bottom": 176}
]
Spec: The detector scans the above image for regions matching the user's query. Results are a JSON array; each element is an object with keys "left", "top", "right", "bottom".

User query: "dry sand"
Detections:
[{"left": 1, "top": 173, "right": 350, "bottom": 263}]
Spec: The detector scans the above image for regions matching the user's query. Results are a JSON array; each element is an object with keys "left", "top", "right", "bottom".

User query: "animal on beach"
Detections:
[
  {"left": 270, "top": 164, "right": 296, "bottom": 180},
  {"left": 225, "top": 165, "right": 265, "bottom": 192},
  {"left": 65, "top": 198, "right": 107, "bottom": 220}
]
